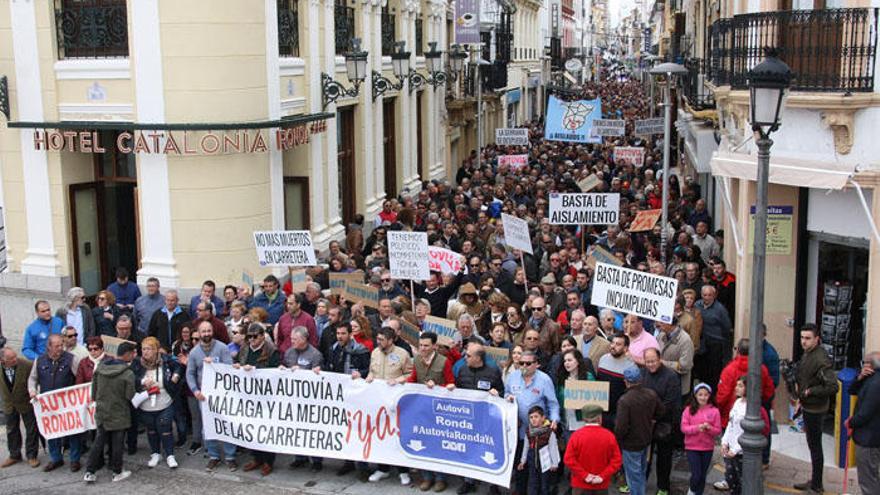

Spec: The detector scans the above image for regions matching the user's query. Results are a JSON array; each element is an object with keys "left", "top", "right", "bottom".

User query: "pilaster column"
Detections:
[
  {"left": 371, "top": 0, "right": 387, "bottom": 211},
  {"left": 11, "top": 0, "right": 60, "bottom": 277},
  {"left": 265, "top": 0, "right": 285, "bottom": 234},
  {"left": 308, "top": 0, "right": 330, "bottom": 244},
  {"left": 323, "top": 0, "right": 344, "bottom": 238},
  {"left": 130, "top": 0, "right": 179, "bottom": 286},
  {"left": 359, "top": 0, "right": 376, "bottom": 215}
]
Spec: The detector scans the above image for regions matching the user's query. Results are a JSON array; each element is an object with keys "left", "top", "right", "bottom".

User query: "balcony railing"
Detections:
[
  {"left": 336, "top": 0, "right": 356, "bottom": 54},
  {"left": 682, "top": 58, "right": 715, "bottom": 110},
  {"left": 54, "top": 0, "right": 128, "bottom": 59},
  {"left": 549, "top": 37, "right": 562, "bottom": 70},
  {"left": 709, "top": 8, "right": 879, "bottom": 92},
  {"left": 278, "top": 0, "right": 300, "bottom": 57}
]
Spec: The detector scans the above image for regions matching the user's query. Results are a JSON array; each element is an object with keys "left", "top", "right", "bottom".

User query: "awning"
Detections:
[{"left": 710, "top": 151, "right": 856, "bottom": 190}]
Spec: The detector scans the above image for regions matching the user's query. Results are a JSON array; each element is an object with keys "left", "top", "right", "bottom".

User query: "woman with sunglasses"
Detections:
[{"left": 92, "top": 290, "right": 120, "bottom": 337}]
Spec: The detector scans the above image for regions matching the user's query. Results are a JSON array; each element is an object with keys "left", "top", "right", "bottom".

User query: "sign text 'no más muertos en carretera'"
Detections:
[{"left": 200, "top": 364, "right": 518, "bottom": 486}]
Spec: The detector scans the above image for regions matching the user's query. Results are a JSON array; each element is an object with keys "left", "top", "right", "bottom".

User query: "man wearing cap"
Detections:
[
  {"left": 564, "top": 404, "right": 622, "bottom": 494},
  {"left": 538, "top": 274, "right": 566, "bottom": 318},
  {"left": 615, "top": 366, "right": 664, "bottom": 495}
]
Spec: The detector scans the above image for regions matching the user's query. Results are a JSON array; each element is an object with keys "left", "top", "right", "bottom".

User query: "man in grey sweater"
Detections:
[{"left": 186, "top": 320, "right": 235, "bottom": 472}]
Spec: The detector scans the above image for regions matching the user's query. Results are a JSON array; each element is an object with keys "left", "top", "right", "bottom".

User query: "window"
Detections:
[
  {"left": 278, "top": 0, "right": 300, "bottom": 57},
  {"left": 335, "top": 0, "right": 355, "bottom": 54},
  {"left": 284, "top": 177, "right": 310, "bottom": 230},
  {"left": 415, "top": 18, "right": 424, "bottom": 56},
  {"left": 95, "top": 131, "right": 135, "bottom": 182},
  {"left": 55, "top": 0, "right": 129, "bottom": 59},
  {"left": 382, "top": 7, "right": 396, "bottom": 56}
]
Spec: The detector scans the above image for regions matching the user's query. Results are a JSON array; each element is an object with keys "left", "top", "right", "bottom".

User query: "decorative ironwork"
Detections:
[
  {"left": 323, "top": 72, "right": 359, "bottom": 107},
  {"left": 382, "top": 7, "right": 396, "bottom": 57},
  {"left": 682, "top": 58, "right": 715, "bottom": 110},
  {"left": 54, "top": 0, "right": 128, "bottom": 59},
  {"left": 372, "top": 70, "right": 403, "bottom": 100},
  {"left": 0, "top": 76, "right": 9, "bottom": 120},
  {"left": 335, "top": 0, "right": 355, "bottom": 55},
  {"left": 497, "top": 11, "right": 513, "bottom": 63},
  {"left": 484, "top": 61, "right": 508, "bottom": 91},
  {"left": 548, "top": 36, "right": 562, "bottom": 70},
  {"left": 415, "top": 18, "right": 424, "bottom": 56},
  {"left": 278, "top": 0, "right": 300, "bottom": 57},
  {"left": 408, "top": 69, "right": 448, "bottom": 92},
  {"left": 709, "top": 8, "right": 879, "bottom": 92}
]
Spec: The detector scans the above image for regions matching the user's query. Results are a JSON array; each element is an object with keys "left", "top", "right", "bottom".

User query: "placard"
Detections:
[
  {"left": 200, "top": 364, "right": 518, "bottom": 486},
  {"left": 33, "top": 383, "right": 96, "bottom": 440},
  {"left": 289, "top": 268, "right": 309, "bottom": 293},
  {"left": 635, "top": 118, "right": 664, "bottom": 136},
  {"left": 495, "top": 128, "right": 529, "bottom": 146},
  {"left": 544, "top": 96, "right": 602, "bottom": 144},
  {"left": 428, "top": 247, "right": 466, "bottom": 275},
  {"left": 253, "top": 230, "right": 317, "bottom": 267},
  {"left": 101, "top": 335, "right": 137, "bottom": 358},
  {"left": 585, "top": 245, "right": 624, "bottom": 270},
  {"left": 548, "top": 193, "right": 620, "bottom": 225},
  {"left": 591, "top": 262, "right": 678, "bottom": 323},
  {"left": 591, "top": 119, "right": 626, "bottom": 136},
  {"left": 422, "top": 315, "right": 459, "bottom": 343},
  {"left": 563, "top": 380, "right": 610, "bottom": 410},
  {"left": 399, "top": 319, "right": 423, "bottom": 347},
  {"left": 328, "top": 271, "right": 379, "bottom": 309},
  {"left": 613, "top": 146, "right": 645, "bottom": 167},
  {"left": 497, "top": 154, "right": 529, "bottom": 170},
  {"left": 501, "top": 213, "right": 533, "bottom": 255},
  {"left": 576, "top": 174, "right": 601, "bottom": 193},
  {"left": 628, "top": 209, "right": 662, "bottom": 232},
  {"left": 484, "top": 346, "right": 511, "bottom": 369},
  {"left": 388, "top": 231, "right": 430, "bottom": 281}
]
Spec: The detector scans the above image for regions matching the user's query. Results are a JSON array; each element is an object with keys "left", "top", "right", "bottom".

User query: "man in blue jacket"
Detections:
[
  {"left": 22, "top": 301, "right": 64, "bottom": 361},
  {"left": 252, "top": 275, "right": 285, "bottom": 325},
  {"left": 848, "top": 351, "right": 880, "bottom": 495}
]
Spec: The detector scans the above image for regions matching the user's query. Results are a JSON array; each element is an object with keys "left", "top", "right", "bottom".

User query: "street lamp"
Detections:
[
  {"left": 447, "top": 44, "right": 468, "bottom": 81},
  {"left": 409, "top": 41, "right": 447, "bottom": 90},
  {"left": 648, "top": 62, "right": 687, "bottom": 266},
  {"left": 322, "top": 38, "right": 368, "bottom": 108},
  {"left": 741, "top": 51, "right": 791, "bottom": 495},
  {"left": 373, "top": 41, "right": 408, "bottom": 100}
]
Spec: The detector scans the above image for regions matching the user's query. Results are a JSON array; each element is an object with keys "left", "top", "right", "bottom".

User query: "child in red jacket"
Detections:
[{"left": 564, "top": 404, "right": 622, "bottom": 494}]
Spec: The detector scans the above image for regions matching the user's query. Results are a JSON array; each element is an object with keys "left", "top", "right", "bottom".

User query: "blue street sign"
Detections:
[{"left": 398, "top": 393, "right": 509, "bottom": 473}]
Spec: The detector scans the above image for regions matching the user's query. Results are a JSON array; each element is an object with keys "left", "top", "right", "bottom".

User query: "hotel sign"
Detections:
[{"left": 31, "top": 120, "right": 327, "bottom": 155}]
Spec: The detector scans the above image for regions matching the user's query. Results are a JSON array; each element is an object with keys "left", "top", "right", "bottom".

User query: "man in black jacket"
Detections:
[
  {"left": 147, "top": 290, "right": 190, "bottom": 353},
  {"left": 642, "top": 348, "right": 681, "bottom": 495},
  {"left": 848, "top": 351, "right": 880, "bottom": 495}
]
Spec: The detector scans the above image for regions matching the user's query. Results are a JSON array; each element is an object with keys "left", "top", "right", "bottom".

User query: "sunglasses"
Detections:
[
  {"left": 519, "top": 361, "right": 537, "bottom": 366},
  {"left": 246, "top": 334, "right": 261, "bottom": 340},
  {"left": 531, "top": 307, "right": 544, "bottom": 311},
  {"left": 65, "top": 333, "right": 77, "bottom": 338},
  {"left": 88, "top": 347, "right": 100, "bottom": 351}
]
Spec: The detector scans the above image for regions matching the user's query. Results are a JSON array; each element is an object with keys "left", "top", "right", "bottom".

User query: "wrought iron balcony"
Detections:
[
  {"left": 548, "top": 37, "right": 562, "bottom": 70},
  {"left": 278, "top": 0, "right": 300, "bottom": 57},
  {"left": 709, "top": 8, "right": 879, "bottom": 93},
  {"left": 682, "top": 58, "right": 715, "bottom": 110},
  {"left": 483, "top": 61, "right": 508, "bottom": 91},
  {"left": 336, "top": 0, "right": 356, "bottom": 55},
  {"left": 54, "top": 0, "right": 128, "bottom": 59}
]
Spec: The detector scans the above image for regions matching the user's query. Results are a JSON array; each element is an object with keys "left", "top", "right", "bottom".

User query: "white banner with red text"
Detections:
[
  {"left": 200, "top": 363, "right": 518, "bottom": 486},
  {"left": 32, "top": 383, "right": 96, "bottom": 440}
]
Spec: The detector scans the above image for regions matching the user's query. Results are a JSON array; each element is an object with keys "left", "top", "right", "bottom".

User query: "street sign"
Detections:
[
  {"left": 565, "top": 58, "right": 583, "bottom": 72},
  {"left": 398, "top": 392, "right": 510, "bottom": 474},
  {"left": 635, "top": 118, "right": 664, "bottom": 136}
]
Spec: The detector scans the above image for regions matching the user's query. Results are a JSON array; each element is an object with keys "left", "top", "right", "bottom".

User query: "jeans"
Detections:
[
  {"left": 856, "top": 444, "right": 880, "bottom": 495},
  {"left": 803, "top": 411, "right": 824, "bottom": 490},
  {"left": 6, "top": 408, "right": 39, "bottom": 460},
  {"left": 420, "top": 470, "right": 447, "bottom": 482},
  {"left": 621, "top": 448, "right": 648, "bottom": 495},
  {"left": 686, "top": 450, "right": 713, "bottom": 495},
  {"left": 85, "top": 426, "right": 124, "bottom": 474},
  {"left": 723, "top": 455, "right": 742, "bottom": 495},
  {"left": 187, "top": 396, "right": 203, "bottom": 444},
  {"left": 140, "top": 407, "right": 175, "bottom": 457},
  {"left": 173, "top": 394, "right": 189, "bottom": 443},
  {"left": 48, "top": 435, "right": 82, "bottom": 463},
  {"left": 525, "top": 449, "right": 551, "bottom": 495},
  {"left": 126, "top": 407, "right": 139, "bottom": 451},
  {"left": 205, "top": 439, "right": 236, "bottom": 461},
  {"left": 762, "top": 402, "right": 773, "bottom": 464}
]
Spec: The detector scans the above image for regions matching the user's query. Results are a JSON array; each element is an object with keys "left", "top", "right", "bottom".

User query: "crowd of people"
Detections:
[{"left": 1, "top": 72, "right": 877, "bottom": 495}]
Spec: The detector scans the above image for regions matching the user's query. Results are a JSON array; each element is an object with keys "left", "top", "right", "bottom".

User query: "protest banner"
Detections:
[
  {"left": 576, "top": 174, "right": 601, "bottom": 193},
  {"left": 399, "top": 319, "right": 423, "bottom": 347},
  {"left": 613, "top": 146, "right": 645, "bottom": 167},
  {"left": 329, "top": 271, "right": 364, "bottom": 296},
  {"left": 344, "top": 282, "right": 380, "bottom": 309},
  {"left": 591, "top": 119, "right": 625, "bottom": 136},
  {"left": 454, "top": 0, "right": 480, "bottom": 44},
  {"left": 563, "top": 380, "right": 610, "bottom": 410},
  {"left": 242, "top": 269, "right": 254, "bottom": 289},
  {"left": 200, "top": 364, "right": 518, "bottom": 486},
  {"left": 495, "top": 128, "right": 529, "bottom": 146},
  {"left": 628, "top": 208, "right": 662, "bottom": 232},
  {"left": 635, "top": 117, "right": 664, "bottom": 136},
  {"left": 33, "top": 383, "right": 96, "bottom": 440},
  {"left": 501, "top": 213, "right": 533, "bottom": 255},
  {"left": 591, "top": 262, "right": 678, "bottom": 323},
  {"left": 497, "top": 154, "right": 528, "bottom": 170},
  {"left": 422, "top": 315, "right": 458, "bottom": 344},
  {"left": 428, "top": 246, "right": 465, "bottom": 275},
  {"left": 544, "top": 96, "right": 602, "bottom": 144},
  {"left": 585, "top": 245, "right": 624, "bottom": 270},
  {"left": 253, "top": 230, "right": 317, "bottom": 267},
  {"left": 289, "top": 268, "right": 309, "bottom": 293},
  {"left": 388, "top": 231, "right": 430, "bottom": 281},
  {"left": 548, "top": 193, "right": 620, "bottom": 225},
  {"left": 101, "top": 335, "right": 136, "bottom": 358},
  {"left": 484, "top": 346, "right": 511, "bottom": 369}
]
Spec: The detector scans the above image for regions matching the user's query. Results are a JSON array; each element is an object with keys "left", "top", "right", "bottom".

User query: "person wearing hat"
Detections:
[
  {"left": 564, "top": 404, "right": 622, "bottom": 494},
  {"left": 681, "top": 383, "right": 722, "bottom": 495},
  {"left": 614, "top": 366, "right": 663, "bottom": 495},
  {"left": 447, "top": 283, "right": 483, "bottom": 323},
  {"left": 82, "top": 341, "right": 136, "bottom": 483}
]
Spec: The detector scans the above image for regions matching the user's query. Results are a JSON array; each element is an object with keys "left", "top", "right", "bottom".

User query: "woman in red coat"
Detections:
[{"left": 76, "top": 336, "right": 111, "bottom": 384}]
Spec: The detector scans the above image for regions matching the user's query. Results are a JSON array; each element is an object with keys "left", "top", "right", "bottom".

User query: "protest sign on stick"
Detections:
[
  {"left": 428, "top": 247, "right": 465, "bottom": 275},
  {"left": 253, "top": 231, "right": 316, "bottom": 267},
  {"left": 563, "top": 380, "right": 610, "bottom": 410},
  {"left": 495, "top": 128, "right": 529, "bottom": 146},
  {"left": 501, "top": 213, "right": 533, "bottom": 255},
  {"left": 628, "top": 209, "right": 662, "bottom": 232},
  {"left": 613, "top": 146, "right": 645, "bottom": 167},
  {"left": 548, "top": 193, "right": 620, "bottom": 225},
  {"left": 590, "top": 262, "right": 678, "bottom": 323},
  {"left": 388, "top": 231, "right": 430, "bottom": 281}
]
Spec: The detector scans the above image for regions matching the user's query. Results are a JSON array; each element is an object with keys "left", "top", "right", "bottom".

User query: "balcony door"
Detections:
[
  {"left": 383, "top": 99, "right": 397, "bottom": 198},
  {"left": 776, "top": 2, "right": 841, "bottom": 90}
]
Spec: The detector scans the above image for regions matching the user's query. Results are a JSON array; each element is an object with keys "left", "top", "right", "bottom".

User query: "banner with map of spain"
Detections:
[{"left": 544, "top": 96, "right": 602, "bottom": 144}]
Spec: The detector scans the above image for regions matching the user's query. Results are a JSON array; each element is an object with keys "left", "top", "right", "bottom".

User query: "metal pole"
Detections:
[
  {"left": 740, "top": 134, "right": 772, "bottom": 495},
  {"left": 659, "top": 80, "right": 671, "bottom": 266},
  {"left": 474, "top": 45, "right": 482, "bottom": 169}
]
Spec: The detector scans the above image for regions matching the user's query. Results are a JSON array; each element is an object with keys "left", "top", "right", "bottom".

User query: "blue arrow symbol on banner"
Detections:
[
  {"left": 407, "top": 439, "right": 426, "bottom": 452},
  {"left": 481, "top": 451, "right": 498, "bottom": 465}
]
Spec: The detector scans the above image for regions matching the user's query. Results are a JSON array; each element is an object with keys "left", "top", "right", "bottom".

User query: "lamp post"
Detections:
[
  {"left": 741, "top": 52, "right": 791, "bottom": 495},
  {"left": 322, "top": 38, "right": 368, "bottom": 108},
  {"left": 648, "top": 62, "right": 686, "bottom": 266},
  {"left": 448, "top": 44, "right": 468, "bottom": 82}
]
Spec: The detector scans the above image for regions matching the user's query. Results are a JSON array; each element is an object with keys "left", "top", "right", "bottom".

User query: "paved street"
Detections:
[{"left": 0, "top": 427, "right": 860, "bottom": 494}]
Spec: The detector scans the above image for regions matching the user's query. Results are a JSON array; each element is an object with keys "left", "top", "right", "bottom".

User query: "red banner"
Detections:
[{"left": 33, "top": 383, "right": 96, "bottom": 440}]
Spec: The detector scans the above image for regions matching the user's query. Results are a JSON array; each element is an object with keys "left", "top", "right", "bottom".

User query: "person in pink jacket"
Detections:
[{"left": 681, "top": 383, "right": 722, "bottom": 495}]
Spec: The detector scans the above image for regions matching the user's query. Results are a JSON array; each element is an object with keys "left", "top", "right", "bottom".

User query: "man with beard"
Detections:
[
  {"left": 596, "top": 333, "right": 635, "bottom": 429},
  {"left": 186, "top": 321, "right": 236, "bottom": 471}
]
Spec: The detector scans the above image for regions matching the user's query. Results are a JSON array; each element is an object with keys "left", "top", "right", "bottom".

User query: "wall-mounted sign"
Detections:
[{"left": 31, "top": 120, "right": 328, "bottom": 155}]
